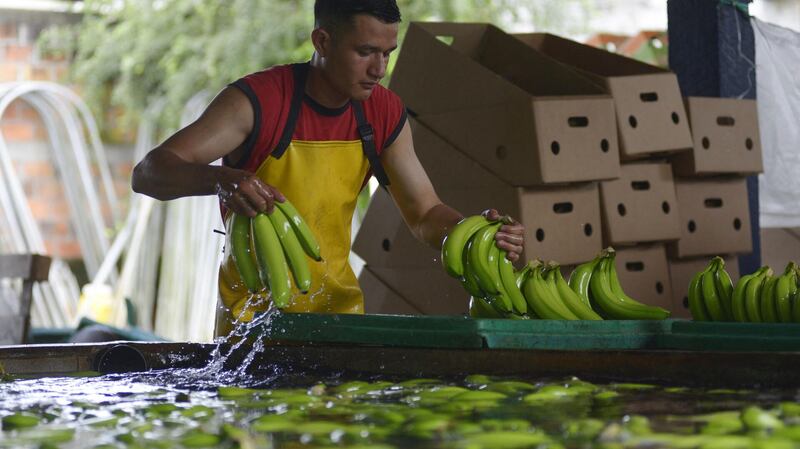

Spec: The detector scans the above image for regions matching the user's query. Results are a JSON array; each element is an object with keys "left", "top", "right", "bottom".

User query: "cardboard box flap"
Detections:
[
  {"left": 513, "top": 33, "right": 668, "bottom": 78},
  {"left": 392, "top": 22, "right": 604, "bottom": 115}
]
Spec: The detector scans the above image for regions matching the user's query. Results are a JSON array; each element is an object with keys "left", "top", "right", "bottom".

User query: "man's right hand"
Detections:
[{"left": 215, "top": 170, "right": 286, "bottom": 217}]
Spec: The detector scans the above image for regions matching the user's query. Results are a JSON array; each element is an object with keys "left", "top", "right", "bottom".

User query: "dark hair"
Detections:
[{"left": 314, "top": 0, "right": 401, "bottom": 34}]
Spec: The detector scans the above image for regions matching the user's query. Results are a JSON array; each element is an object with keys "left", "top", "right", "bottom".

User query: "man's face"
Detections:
[{"left": 320, "top": 14, "right": 398, "bottom": 101}]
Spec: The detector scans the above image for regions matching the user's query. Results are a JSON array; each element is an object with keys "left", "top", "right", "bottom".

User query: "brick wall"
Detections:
[{"left": 1, "top": 11, "right": 134, "bottom": 261}]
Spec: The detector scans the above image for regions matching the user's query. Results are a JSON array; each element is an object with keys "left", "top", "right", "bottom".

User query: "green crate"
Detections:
[
  {"left": 662, "top": 320, "right": 800, "bottom": 352},
  {"left": 258, "top": 313, "right": 675, "bottom": 350}
]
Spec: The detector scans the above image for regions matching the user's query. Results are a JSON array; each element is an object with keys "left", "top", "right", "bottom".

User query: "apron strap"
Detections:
[
  {"left": 352, "top": 101, "right": 391, "bottom": 187},
  {"left": 272, "top": 63, "right": 309, "bottom": 159}
]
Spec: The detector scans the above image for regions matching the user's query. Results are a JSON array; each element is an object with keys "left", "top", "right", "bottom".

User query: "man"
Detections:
[{"left": 132, "top": 0, "right": 525, "bottom": 336}]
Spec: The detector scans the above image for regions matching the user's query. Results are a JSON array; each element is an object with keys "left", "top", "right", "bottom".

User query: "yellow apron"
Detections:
[{"left": 215, "top": 65, "right": 390, "bottom": 336}]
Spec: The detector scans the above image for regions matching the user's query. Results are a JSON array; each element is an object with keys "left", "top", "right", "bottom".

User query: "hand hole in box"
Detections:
[
  {"left": 584, "top": 223, "right": 593, "bottom": 236},
  {"left": 496, "top": 145, "right": 508, "bottom": 160},
  {"left": 628, "top": 115, "right": 638, "bottom": 128},
  {"left": 683, "top": 297, "right": 689, "bottom": 309},
  {"left": 567, "top": 116, "right": 589, "bottom": 128},
  {"left": 640, "top": 92, "right": 659, "bottom": 102},
  {"left": 617, "top": 203, "right": 627, "bottom": 216},
  {"left": 704, "top": 198, "right": 723, "bottom": 208},
  {"left": 746, "top": 138, "right": 754, "bottom": 150},
  {"left": 702, "top": 137, "right": 710, "bottom": 150},
  {"left": 631, "top": 180, "right": 651, "bottom": 191},
  {"left": 551, "top": 141, "right": 560, "bottom": 155},
  {"left": 535, "top": 229, "right": 545, "bottom": 242},
  {"left": 662, "top": 201, "right": 671, "bottom": 214},
  {"left": 688, "top": 220, "right": 697, "bottom": 233},
  {"left": 601, "top": 139, "right": 610, "bottom": 153},
  {"left": 733, "top": 218, "right": 742, "bottom": 230},
  {"left": 435, "top": 35, "right": 454, "bottom": 46},
  {"left": 656, "top": 281, "right": 664, "bottom": 294},
  {"left": 553, "top": 202, "right": 574, "bottom": 214},
  {"left": 625, "top": 261, "right": 644, "bottom": 272},
  {"left": 716, "top": 116, "right": 735, "bottom": 127},
  {"left": 382, "top": 238, "right": 391, "bottom": 252},
  {"left": 671, "top": 112, "right": 680, "bottom": 124}
]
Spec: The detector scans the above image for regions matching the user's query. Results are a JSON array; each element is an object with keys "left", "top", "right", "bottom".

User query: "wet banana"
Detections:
[
  {"left": 590, "top": 252, "right": 670, "bottom": 320},
  {"left": 229, "top": 213, "right": 264, "bottom": 292},
  {"left": 568, "top": 257, "right": 598, "bottom": 307},
  {"left": 775, "top": 263, "right": 797, "bottom": 323},
  {"left": 441, "top": 215, "right": 491, "bottom": 278},
  {"left": 688, "top": 267, "right": 710, "bottom": 321},
  {"left": 744, "top": 268, "right": 771, "bottom": 323},
  {"left": 522, "top": 262, "right": 578, "bottom": 320},
  {"left": 252, "top": 213, "right": 292, "bottom": 308},
  {"left": 498, "top": 250, "right": 528, "bottom": 315},
  {"left": 274, "top": 199, "right": 322, "bottom": 261},
  {"left": 268, "top": 207, "right": 312, "bottom": 293},
  {"left": 550, "top": 263, "right": 602, "bottom": 320},
  {"left": 467, "top": 223, "right": 503, "bottom": 296}
]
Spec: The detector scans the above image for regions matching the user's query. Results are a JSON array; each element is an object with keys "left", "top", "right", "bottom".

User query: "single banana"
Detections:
[
  {"left": 460, "top": 245, "right": 485, "bottom": 298},
  {"left": 498, "top": 250, "right": 528, "bottom": 315},
  {"left": 229, "top": 213, "right": 264, "bottom": 292},
  {"left": 522, "top": 262, "right": 578, "bottom": 320},
  {"left": 591, "top": 255, "right": 669, "bottom": 320},
  {"left": 568, "top": 257, "right": 599, "bottom": 307},
  {"left": 552, "top": 264, "right": 602, "bottom": 320},
  {"left": 701, "top": 260, "right": 726, "bottom": 321},
  {"left": 487, "top": 243, "right": 513, "bottom": 313},
  {"left": 712, "top": 257, "right": 734, "bottom": 320},
  {"left": 792, "top": 289, "right": 800, "bottom": 324},
  {"left": 268, "top": 207, "right": 312, "bottom": 293},
  {"left": 467, "top": 223, "right": 502, "bottom": 295},
  {"left": 744, "top": 268, "right": 771, "bottom": 323},
  {"left": 441, "top": 215, "right": 490, "bottom": 278},
  {"left": 469, "top": 296, "right": 502, "bottom": 319},
  {"left": 731, "top": 271, "right": 758, "bottom": 322},
  {"left": 760, "top": 275, "right": 779, "bottom": 323},
  {"left": 252, "top": 213, "right": 292, "bottom": 308},
  {"left": 274, "top": 199, "right": 322, "bottom": 261},
  {"left": 687, "top": 268, "right": 710, "bottom": 321},
  {"left": 515, "top": 265, "right": 539, "bottom": 319},
  {"left": 775, "top": 263, "right": 797, "bottom": 323}
]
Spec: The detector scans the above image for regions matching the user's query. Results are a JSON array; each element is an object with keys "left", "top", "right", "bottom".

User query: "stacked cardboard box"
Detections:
[{"left": 354, "top": 23, "right": 760, "bottom": 318}]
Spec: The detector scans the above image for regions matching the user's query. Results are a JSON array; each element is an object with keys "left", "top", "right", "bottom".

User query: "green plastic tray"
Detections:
[
  {"left": 661, "top": 320, "right": 800, "bottom": 352},
  {"left": 258, "top": 313, "right": 674, "bottom": 350}
]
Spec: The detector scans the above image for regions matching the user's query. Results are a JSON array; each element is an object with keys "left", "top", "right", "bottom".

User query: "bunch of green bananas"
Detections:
[
  {"left": 442, "top": 215, "right": 529, "bottom": 318},
  {"left": 687, "top": 256, "right": 735, "bottom": 321},
  {"left": 519, "top": 260, "right": 602, "bottom": 320},
  {"left": 229, "top": 199, "right": 321, "bottom": 308},
  {"left": 692, "top": 259, "right": 800, "bottom": 323},
  {"left": 582, "top": 248, "right": 671, "bottom": 320}
]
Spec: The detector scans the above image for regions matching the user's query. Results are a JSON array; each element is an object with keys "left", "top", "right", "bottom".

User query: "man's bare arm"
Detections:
[
  {"left": 131, "top": 86, "right": 284, "bottom": 216},
  {"left": 382, "top": 122, "right": 525, "bottom": 260}
]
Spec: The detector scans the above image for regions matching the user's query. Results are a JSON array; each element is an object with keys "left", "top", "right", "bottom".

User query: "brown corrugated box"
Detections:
[
  {"left": 613, "top": 244, "right": 673, "bottom": 311},
  {"left": 359, "top": 266, "right": 421, "bottom": 315},
  {"left": 513, "top": 32, "right": 693, "bottom": 160},
  {"left": 367, "top": 266, "right": 470, "bottom": 315},
  {"left": 667, "top": 255, "right": 741, "bottom": 319},
  {"left": 391, "top": 22, "right": 620, "bottom": 186},
  {"left": 668, "top": 177, "right": 752, "bottom": 258},
  {"left": 599, "top": 162, "right": 681, "bottom": 245},
  {"left": 672, "top": 97, "right": 763, "bottom": 176}
]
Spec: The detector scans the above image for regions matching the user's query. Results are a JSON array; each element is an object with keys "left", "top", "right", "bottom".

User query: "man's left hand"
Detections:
[{"left": 483, "top": 209, "right": 525, "bottom": 262}]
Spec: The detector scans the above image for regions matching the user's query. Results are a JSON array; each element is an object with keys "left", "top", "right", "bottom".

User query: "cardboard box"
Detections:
[
  {"left": 359, "top": 266, "right": 421, "bottom": 315},
  {"left": 667, "top": 255, "right": 741, "bottom": 319},
  {"left": 599, "top": 162, "right": 681, "bottom": 245},
  {"left": 368, "top": 266, "right": 470, "bottom": 315},
  {"left": 668, "top": 177, "right": 752, "bottom": 258},
  {"left": 672, "top": 97, "right": 763, "bottom": 176},
  {"left": 613, "top": 244, "right": 673, "bottom": 311},
  {"left": 513, "top": 33, "right": 693, "bottom": 159},
  {"left": 352, "top": 181, "right": 603, "bottom": 268},
  {"left": 391, "top": 22, "right": 620, "bottom": 186}
]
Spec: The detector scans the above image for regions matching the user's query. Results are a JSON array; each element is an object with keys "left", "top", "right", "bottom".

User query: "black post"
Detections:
[{"left": 667, "top": 0, "right": 760, "bottom": 275}]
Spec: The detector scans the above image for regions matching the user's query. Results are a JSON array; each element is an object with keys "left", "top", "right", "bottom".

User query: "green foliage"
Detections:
[{"left": 38, "top": 0, "right": 593, "bottom": 132}]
